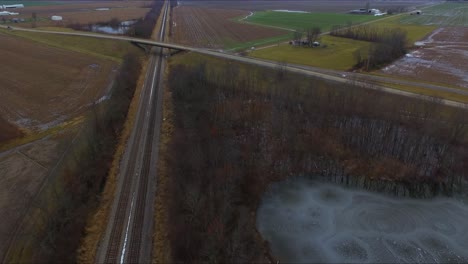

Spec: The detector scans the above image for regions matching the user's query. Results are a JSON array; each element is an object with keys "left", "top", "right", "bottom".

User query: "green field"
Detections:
[
  {"left": 225, "top": 33, "right": 292, "bottom": 51},
  {"left": 250, "top": 35, "right": 371, "bottom": 71},
  {"left": 367, "top": 16, "right": 437, "bottom": 44},
  {"left": 245, "top": 11, "right": 379, "bottom": 32},
  {"left": 399, "top": 3, "right": 468, "bottom": 26}
]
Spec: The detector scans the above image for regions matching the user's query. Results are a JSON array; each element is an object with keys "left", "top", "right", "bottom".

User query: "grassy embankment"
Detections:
[{"left": 152, "top": 2, "right": 173, "bottom": 263}]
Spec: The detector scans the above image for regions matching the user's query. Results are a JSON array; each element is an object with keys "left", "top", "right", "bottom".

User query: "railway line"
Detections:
[{"left": 97, "top": 1, "right": 169, "bottom": 263}]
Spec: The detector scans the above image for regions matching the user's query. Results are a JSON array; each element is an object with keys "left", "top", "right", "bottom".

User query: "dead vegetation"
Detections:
[
  {"left": 163, "top": 55, "right": 467, "bottom": 262},
  {"left": 0, "top": 117, "right": 23, "bottom": 144},
  {"left": 0, "top": 128, "right": 76, "bottom": 262}
]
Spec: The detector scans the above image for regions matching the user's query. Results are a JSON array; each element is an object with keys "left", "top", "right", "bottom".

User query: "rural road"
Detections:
[
  {"left": 95, "top": 1, "right": 169, "bottom": 263},
  {"left": 1, "top": 21, "right": 467, "bottom": 110}
]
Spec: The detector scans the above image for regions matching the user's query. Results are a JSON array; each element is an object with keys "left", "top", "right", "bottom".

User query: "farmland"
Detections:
[
  {"left": 0, "top": 32, "right": 119, "bottom": 129},
  {"left": 399, "top": 2, "right": 468, "bottom": 26},
  {"left": 0, "top": 128, "right": 77, "bottom": 262},
  {"left": 247, "top": 9, "right": 437, "bottom": 70},
  {"left": 1, "top": 29, "right": 137, "bottom": 62},
  {"left": 4, "top": 1, "right": 153, "bottom": 28},
  {"left": 0, "top": 1, "right": 63, "bottom": 6},
  {"left": 371, "top": 15, "right": 437, "bottom": 44},
  {"left": 245, "top": 10, "right": 379, "bottom": 32},
  {"left": 0, "top": 23, "right": 143, "bottom": 261},
  {"left": 250, "top": 35, "right": 371, "bottom": 70},
  {"left": 380, "top": 27, "right": 468, "bottom": 90},
  {"left": 171, "top": 6, "right": 288, "bottom": 48},
  {"left": 180, "top": 0, "right": 435, "bottom": 13}
]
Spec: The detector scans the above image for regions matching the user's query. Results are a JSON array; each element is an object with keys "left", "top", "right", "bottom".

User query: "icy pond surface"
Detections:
[{"left": 257, "top": 178, "right": 468, "bottom": 263}]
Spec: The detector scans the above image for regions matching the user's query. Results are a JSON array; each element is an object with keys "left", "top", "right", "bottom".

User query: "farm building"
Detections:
[
  {"left": 349, "top": 8, "right": 368, "bottom": 14},
  {"left": 368, "top": 9, "right": 381, "bottom": 14},
  {"left": 2, "top": 4, "right": 24, "bottom": 9},
  {"left": 289, "top": 40, "right": 320, "bottom": 47},
  {"left": 51, "top": 15, "right": 63, "bottom": 21}
]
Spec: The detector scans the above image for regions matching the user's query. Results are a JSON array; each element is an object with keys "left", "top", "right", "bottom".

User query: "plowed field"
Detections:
[
  {"left": 0, "top": 33, "right": 115, "bottom": 129},
  {"left": 12, "top": 1, "right": 152, "bottom": 27},
  {"left": 172, "top": 6, "right": 287, "bottom": 48}
]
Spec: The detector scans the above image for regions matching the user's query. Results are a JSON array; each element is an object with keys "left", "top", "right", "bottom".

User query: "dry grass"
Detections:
[
  {"left": 2, "top": 28, "right": 137, "bottom": 62},
  {"left": 152, "top": 6, "right": 172, "bottom": 260},
  {"left": 0, "top": 126, "right": 78, "bottom": 262},
  {"left": 152, "top": 64, "right": 173, "bottom": 264},
  {"left": 77, "top": 58, "right": 149, "bottom": 264},
  {"left": 0, "top": 117, "right": 23, "bottom": 145},
  {"left": 0, "top": 32, "right": 116, "bottom": 130}
]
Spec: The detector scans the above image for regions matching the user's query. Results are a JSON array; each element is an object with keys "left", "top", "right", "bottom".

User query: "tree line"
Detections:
[
  {"left": 331, "top": 24, "right": 408, "bottom": 70},
  {"left": 164, "top": 58, "right": 468, "bottom": 263}
]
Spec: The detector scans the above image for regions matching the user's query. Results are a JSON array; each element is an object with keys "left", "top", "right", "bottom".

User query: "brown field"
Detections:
[
  {"left": 380, "top": 27, "right": 468, "bottom": 89},
  {"left": 0, "top": 127, "right": 76, "bottom": 261},
  {"left": 171, "top": 6, "right": 287, "bottom": 48},
  {"left": 0, "top": 33, "right": 116, "bottom": 129},
  {"left": 12, "top": 1, "right": 152, "bottom": 27},
  {"left": 179, "top": 0, "right": 434, "bottom": 13},
  {"left": 0, "top": 117, "right": 23, "bottom": 144}
]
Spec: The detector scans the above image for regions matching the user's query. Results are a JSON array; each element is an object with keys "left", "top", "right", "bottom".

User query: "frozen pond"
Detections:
[
  {"left": 91, "top": 20, "right": 136, "bottom": 35},
  {"left": 257, "top": 178, "right": 468, "bottom": 263}
]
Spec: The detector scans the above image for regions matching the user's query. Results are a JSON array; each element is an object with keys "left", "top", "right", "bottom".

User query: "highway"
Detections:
[
  {"left": 1, "top": 24, "right": 467, "bottom": 109},
  {"left": 95, "top": 1, "right": 169, "bottom": 263}
]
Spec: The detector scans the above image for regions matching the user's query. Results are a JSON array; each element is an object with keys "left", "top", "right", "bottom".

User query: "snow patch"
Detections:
[{"left": 272, "top": 10, "right": 310, "bottom": 13}]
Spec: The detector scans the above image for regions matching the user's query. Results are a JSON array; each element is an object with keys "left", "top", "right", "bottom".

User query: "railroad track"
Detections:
[{"left": 99, "top": 1, "right": 169, "bottom": 263}]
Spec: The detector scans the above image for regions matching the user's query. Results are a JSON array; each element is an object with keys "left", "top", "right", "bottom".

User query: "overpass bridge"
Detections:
[
  {"left": 0, "top": 25, "right": 194, "bottom": 51},
  {"left": 1, "top": 24, "right": 467, "bottom": 109}
]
